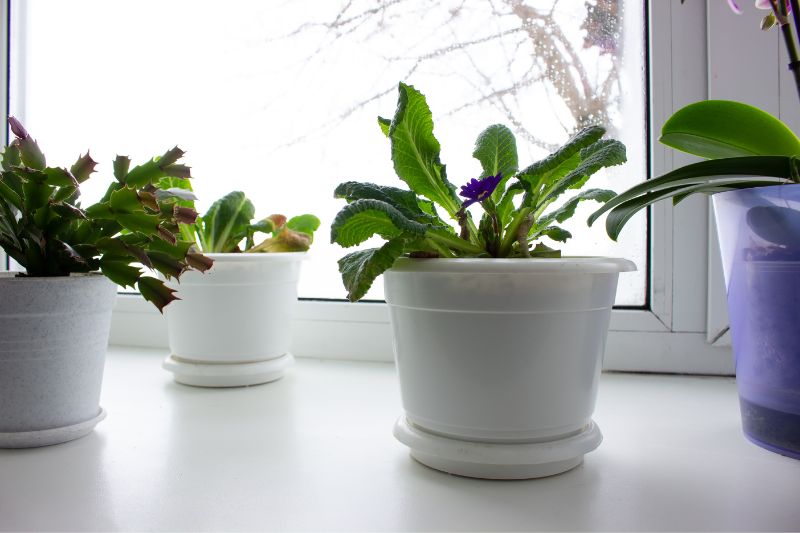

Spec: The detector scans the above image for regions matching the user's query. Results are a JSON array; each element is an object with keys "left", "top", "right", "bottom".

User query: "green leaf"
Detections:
[
  {"left": 538, "top": 188, "right": 616, "bottom": 227},
  {"left": 137, "top": 276, "right": 179, "bottom": 313},
  {"left": 22, "top": 180, "right": 54, "bottom": 211},
  {"left": 334, "top": 181, "right": 437, "bottom": 222},
  {"left": 286, "top": 214, "right": 320, "bottom": 238},
  {"left": 378, "top": 116, "right": 391, "bottom": 137},
  {"left": 145, "top": 238, "right": 194, "bottom": 260},
  {"left": 330, "top": 199, "right": 429, "bottom": 248},
  {"left": 70, "top": 152, "right": 98, "bottom": 183},
  {"left": 0, "top": 179, "right": 22, "bottom": 210},
  {"left": 587, "top": 155, "right": 796, "bottom": 235},
  {"left": 538, "top": 226, "right": 572, "bottom": 243},
  {"left": 110, "top": 187, "right": 143, "bottom": 213},
  {"left": 389, "top": 83, "right": 461, "bottom": 217},
  {"left": 43, "top": 168, "right": 79, "bottom": 188},
  {"left": 146, "top": 251, "right": 186, "bottom": 279},
  {"left": 660, "top": 100, "right": 800, "bottom": 158},
  {"left": 517, "top": 125, "right": 605, "bottom": 190},
  {"left": 100, "top": 256, "right": 142, "bottom": 288},
  {"left": 337, "top": 238, "right": 405, "bottom": 301},
  {"left": 118, "top": 212, "right": 161, "bottom": 234},
  {"left": 539, "top": 139, "right": 626, "bottom": 208},
  {"left": 200, "top": 191, "right": 255, "bottom": 252},
  {"left": 113, "top": 156, "right": 131, "bottom": 183},
  {"left": 472, "top": 124, "right": 519, "bottom": 201}
]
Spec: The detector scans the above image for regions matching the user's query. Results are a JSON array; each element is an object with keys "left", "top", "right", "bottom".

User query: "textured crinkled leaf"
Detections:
[
  {"left": 538, "top": 188, "right": 616, "bottom": 228},
  {"left": 389, "top": 83, "right": 461, "bottom": 216},
  {"left": 331, "top": 199, "right": 429, "bottom": 248},
  {"left": 538, "top": 226, "right": 572, "bottom": 243},
  {"left": 517, "top": 126, "right": 605, "bottom": 190},
  {"left": 660, "top": 100, "right": 800, "bottom": 158},
  {"left": 338, "top": 239, "right": 405, "bottom": 301},
  {"left": 471, "top": 124, "right": 518, "bottom": 201},
  {"left": 540, "top": 139, "right": 626, "bottom": 207},
  {"left": 334, "top": 181, "right": 436, "bottom": 222}
]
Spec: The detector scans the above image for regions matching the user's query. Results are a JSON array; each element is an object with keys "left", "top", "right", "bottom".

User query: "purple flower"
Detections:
[
  {"left": 729, "top": 0, "right": 792, "bottom": 13},
  {"left": 459, "top": 173, "right": 502, "bottom": 209}
]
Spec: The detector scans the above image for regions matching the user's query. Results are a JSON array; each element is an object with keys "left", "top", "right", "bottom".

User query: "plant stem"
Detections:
[
  {"left": 424, "top": 238, "right": 456, "bottom": 258},
  {"left": 499, "top": 207, "right": 531, "bottom": 257},
  {"left": 774, "top": 0, "right": 800, "bottom": 102},
  {"left": 426, "top": 230, "right": 484, "bottom": 255}
]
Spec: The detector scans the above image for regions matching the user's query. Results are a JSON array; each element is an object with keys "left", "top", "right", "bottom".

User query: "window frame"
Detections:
[{"left": 2, "top": 1, "right": 740, "bottom": 374}]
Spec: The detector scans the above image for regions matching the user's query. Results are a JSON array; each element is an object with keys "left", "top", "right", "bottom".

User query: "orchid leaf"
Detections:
[
  {"left": 389, "top": 82, "right": 461, "bottom": 217},
  {"left": 660, "top": 100, "right": 800, "bottom": 158},
  {"left": 338, "top": 238, "right": 405, "bottom": 302}
]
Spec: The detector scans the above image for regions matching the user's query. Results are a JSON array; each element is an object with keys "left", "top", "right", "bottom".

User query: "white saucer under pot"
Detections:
[
  {"left": 383, "top": 257, "right": 636, "bottom": 479},
  {"left": 162, "top": 252, "right": 305, "bottom": 387}
]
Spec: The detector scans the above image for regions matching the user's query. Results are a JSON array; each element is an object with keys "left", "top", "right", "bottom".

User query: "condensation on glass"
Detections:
[{"left": 10, "top": 0, "right": 647, "bottom": 304}]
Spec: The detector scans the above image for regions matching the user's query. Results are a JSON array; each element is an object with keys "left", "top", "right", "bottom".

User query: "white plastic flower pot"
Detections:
[
  {"left": 162, "top": 252, "right": 305, "bottom": 387},
  {"left": 0, "top": 273, "right": 116, "bottom": 448},
  {"left": 384, "top": 257, "right": 635, "bottom": 479}
]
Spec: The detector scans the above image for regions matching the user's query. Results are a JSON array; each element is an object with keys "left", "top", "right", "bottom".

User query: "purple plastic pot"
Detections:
[{"left": 713, "top": 184, "right": 800, "bottom": 460}]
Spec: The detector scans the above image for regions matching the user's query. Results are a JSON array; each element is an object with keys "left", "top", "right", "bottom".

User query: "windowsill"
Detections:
[{"left": 1, "top": 347, "right": 797, "bottom": 531}]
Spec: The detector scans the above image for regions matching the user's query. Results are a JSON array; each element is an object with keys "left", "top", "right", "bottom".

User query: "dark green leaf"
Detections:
[
  {"left": 538, "top": 226, "right": 572, "bottom": 243},
  {"left": 334, "top": 181, "right": 437, "bottom": 222},
  {"left": 110, "top": 187, "right": 143, "bottom": 213},
  {"left": 330, "top": 198, "right": 429, "bottom": 248},
  {"left": 100, "top": 256, "right": 142, "bottom": 288},
  {"left": 337, "top": 238, "right": 405, "bottom": 301},
  {"left": 538, "top": 188, "right": 616, "bottom": 227},
  {"left": 517, "top": 125, "right": 605, "bottom": 190},
  {"left": 113, "top": 156, "right": 131, "bottom": 183}
]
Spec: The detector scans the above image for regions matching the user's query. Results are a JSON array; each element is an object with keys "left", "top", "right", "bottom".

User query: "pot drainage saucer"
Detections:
[
  {"left": 0, "top": 408, "right": 107, "bottom": 449},
  {"left": 393, "top": 416, "right": 602, "bottom": 479},
  {"left": 162, "top": 353, "right": 294, "bottom": 388}
]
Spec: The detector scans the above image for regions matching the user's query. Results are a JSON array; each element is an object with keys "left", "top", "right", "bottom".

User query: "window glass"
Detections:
[{"left": 10, "top": 0, "right": 646, "bottom": 304}]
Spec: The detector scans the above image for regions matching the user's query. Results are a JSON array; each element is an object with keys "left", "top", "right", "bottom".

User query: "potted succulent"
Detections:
[
  {"left": 331, "top": 82, "right": 635, "bottom": 479},
  {"left": 588, "top": 0, "right": 800, "bottom": 460},
  {"left": 0, "top": 117, "right": 210, "bottom": 448},
  {"left": 160, "top": 189, "right": 319, "bottom": 387}
]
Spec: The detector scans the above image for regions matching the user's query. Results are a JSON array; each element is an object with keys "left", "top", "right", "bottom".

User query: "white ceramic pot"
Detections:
[
  {"left": 162, "top": 252, "right": 305, "bottom": 387},
  {"left": 0, "top": 273, "right": 116, "bottom": 448},
  {"left": 384, "top": 257, "right": 635, "bottom": 479}
]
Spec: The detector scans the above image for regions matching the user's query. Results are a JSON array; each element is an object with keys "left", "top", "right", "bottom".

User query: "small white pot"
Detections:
[
  {"left": 162, "top": 252, "right": 305, "bottom": 387},
  {"left": 384, "top": 257, "right": 635, "bottom": 479},
  {"left": 0, "top": 273, "right": 116, "bottom": 448}
]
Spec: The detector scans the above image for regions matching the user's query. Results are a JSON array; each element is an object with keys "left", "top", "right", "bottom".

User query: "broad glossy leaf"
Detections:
[
  {"left": 330, "top": 199, "right": 429, "bottom": 248},
  {"left": 587, "top": 155, "right": 796, "bottom": 230},
  {"left": 389, "top": 83, "right": 460, "bottom": 216},
  {"left": 660, "top": 100, "right": 800, "bottom": 158},
  {"left": 338, "top": 238, "right": 405, "bottom": 301}
]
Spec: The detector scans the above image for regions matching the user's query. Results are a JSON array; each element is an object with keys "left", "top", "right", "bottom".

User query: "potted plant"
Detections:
[
  {"left": 0, "top": 117, "right": 210, "bottom": 448},
  {"left": 588, "top": 0, "right": 800, "bottom": 460},
  {"left": 330, "top": 82, "right": 634, "bottom": 479},
  {"left": 160, "top": 189, "right": 320, "bottom": 387}
]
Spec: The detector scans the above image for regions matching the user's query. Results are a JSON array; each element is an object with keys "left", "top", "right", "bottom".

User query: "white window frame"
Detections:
[{"left": 5, "top": 1, "right": 775, "bottom": 375}]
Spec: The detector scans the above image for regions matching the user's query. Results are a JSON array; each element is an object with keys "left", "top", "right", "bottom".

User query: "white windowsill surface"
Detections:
[{"left": 1, "top": 347, "right": 798, "bottom": 531}]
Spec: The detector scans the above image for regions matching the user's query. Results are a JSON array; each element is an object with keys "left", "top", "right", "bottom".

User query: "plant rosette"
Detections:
[
  {"left": 588, "top": 1, "right": 800, "bottom": 460},
  {"left": 0, "top": 118, "right": 209, "bottom": 447},
  {"left": 160, "top": 190, "right": 320, "bottom": 387},
  {"left": 331, "top": 83, "right": 635, "bottom": 479}
]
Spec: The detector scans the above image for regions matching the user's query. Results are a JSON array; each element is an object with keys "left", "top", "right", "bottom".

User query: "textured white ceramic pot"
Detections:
[
  {"left": 385, "top": 257, "right": 635, "bottom": 479},
  {"left": 0, "top": 273, "right": 116, "bottom": 448},
  {"left": 162, "top": 252, "right": 305, "bottom": 387}
]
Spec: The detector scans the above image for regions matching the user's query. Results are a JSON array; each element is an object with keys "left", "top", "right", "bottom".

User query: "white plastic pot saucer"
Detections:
[
  {"left": 393, "top": 417, "right": 602, "bottom": 479},
  {"left": 162, "top": 353, "right": 294, "bottom": 388},
  {"left": 0, "top": 408, "right": 107, "bottom": 449}
]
